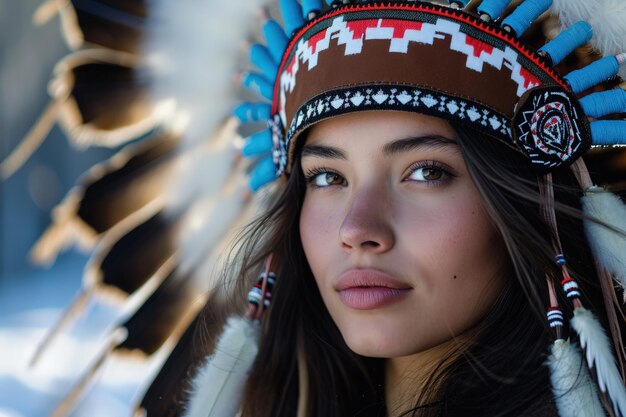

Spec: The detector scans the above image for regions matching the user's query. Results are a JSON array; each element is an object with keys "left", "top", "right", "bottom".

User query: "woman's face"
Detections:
[{"left": 299, "top": 111, "right": 507, "bottom": 358}]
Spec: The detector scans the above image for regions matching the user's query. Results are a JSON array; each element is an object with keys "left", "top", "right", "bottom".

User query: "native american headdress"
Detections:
[{"left": 3, "top": 0, "right": 626, "bottom": 416}]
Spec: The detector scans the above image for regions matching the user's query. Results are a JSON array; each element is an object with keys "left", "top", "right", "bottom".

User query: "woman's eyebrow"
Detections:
[
  {"left": 382, "top": 135, "right": 459, "bottom": 156},
  {"left": 301, "top": 144, "right": 347, "bottom": 160},
  {"left": 301, "top": 135, "right": 458, "bottom": 160}
]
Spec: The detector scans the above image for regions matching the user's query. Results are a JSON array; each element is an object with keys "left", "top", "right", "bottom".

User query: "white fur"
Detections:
[
  {"left": 551, "top": 0, "right": 601, "bottom": 28},
  {"left": 582, "top": 189, "right": 626, "bottom": 290},
  {"left": 592, "top": 0, "right": 626, "bottom": 53},
  {"left": 592, "top": 0, "right": 626, "bottom": 80},
  {"left": 183, "top": 316, "right": 260, "bottom": 417},
  {"left": 548, "top": 339, "right": 605, "bottom": 417},
  {"left": 552, "top": 0, "right": 626, "bottom": 80},
  {"left": 571, "top": 308, "right": 626, "bottom": 417}
]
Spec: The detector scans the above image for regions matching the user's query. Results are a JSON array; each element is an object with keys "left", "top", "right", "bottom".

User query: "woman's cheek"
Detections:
[{"left": 300, "top": 195, "right": 338, "bottom": 282}]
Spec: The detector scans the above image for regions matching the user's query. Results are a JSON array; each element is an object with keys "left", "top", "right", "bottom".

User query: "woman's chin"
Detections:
[
  {"left": 340, "top": 327, "right": 428, "bottom": 358},
  {"left": 337, "top": 316, "right": 460, "bottom": 359}
]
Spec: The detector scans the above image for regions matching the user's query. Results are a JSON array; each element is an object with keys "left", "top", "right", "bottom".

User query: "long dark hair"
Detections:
[{"left": 209, "top": 123, "right": 607, "bottom": 417}]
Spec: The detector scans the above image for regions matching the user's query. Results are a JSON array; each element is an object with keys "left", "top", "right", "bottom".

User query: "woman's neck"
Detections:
[{"left": 384, "top": 337, "right": 470, "bottom": 417}]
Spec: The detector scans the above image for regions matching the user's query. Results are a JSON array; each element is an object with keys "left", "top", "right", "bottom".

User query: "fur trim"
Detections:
[
  {"left": 552, "top": 0, "right": 626, "bottom": 80},
  {"left": 571, "top": 308, "right": 626, "bottom": 417},
  {"left": 582, "top": 188, "right": 626, "bottom": 290},
  {"left": 551, "top": 0, "right": 600, "bottom": 28},
  {"left": 593, "top": 0, "right": 626, "bottom": 80},
  {"left": 548, "top": 339, "right": 605, "bottom": 417},
  {"left": 183, "top": 316, "right": 260, "bottom": 417}
]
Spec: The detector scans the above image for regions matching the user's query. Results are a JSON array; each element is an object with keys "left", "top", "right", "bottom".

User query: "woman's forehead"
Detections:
[{"left": 304, "top": 110, "right": 458, "bottom": 148}]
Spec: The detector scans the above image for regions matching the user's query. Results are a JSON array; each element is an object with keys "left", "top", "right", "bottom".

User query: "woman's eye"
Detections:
[
  {"left": 306, "top": 170, "right": 346, "bottom": 187},
  {"left": 406, "top": 163, "right": 451, "bottom": 183}
]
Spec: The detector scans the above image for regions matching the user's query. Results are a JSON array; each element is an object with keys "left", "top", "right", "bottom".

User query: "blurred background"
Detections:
[
  {"left": 0, "top": 0, "right": 268, "bottom": 414},
  {"left": 1, "top": 1, "right": 148, "bottom": 416}
]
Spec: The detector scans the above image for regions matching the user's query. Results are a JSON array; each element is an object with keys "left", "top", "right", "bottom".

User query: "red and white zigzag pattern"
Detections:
[{"left": 278, "top": 15, "right": 542, "bottom": 124}]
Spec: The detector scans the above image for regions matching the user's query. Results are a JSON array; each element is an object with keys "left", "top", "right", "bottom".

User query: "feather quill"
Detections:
[
  {"left": 548, "top": 339, "right": 605, "bottom": 417},
  {"left": 570, "top": 308, "right": 626, "bottom": 417},
  {"left": 183, "top": 316, "right": 260, "bottom": 417},
  {"left": 582, "top": 188, "right": 626, "bottom": 290}
]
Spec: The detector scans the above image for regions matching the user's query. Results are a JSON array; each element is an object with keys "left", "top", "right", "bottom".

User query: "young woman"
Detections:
[
  {"left": 184, "top": 1, "right": 626, "bottom": 417},
  {"left": 220, "top": 110, "right": 606, "bottom": 417}
]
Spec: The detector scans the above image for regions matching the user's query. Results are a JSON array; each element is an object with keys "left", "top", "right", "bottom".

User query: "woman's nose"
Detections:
[{"left": 339, "top": 187, "right": 395, "bottom": 254}]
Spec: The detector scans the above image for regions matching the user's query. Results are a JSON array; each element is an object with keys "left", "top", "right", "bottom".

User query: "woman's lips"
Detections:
[
  {"left": 336, "top": 269, "right": 412, "bottom": 310},
  {"left": 338, "top": 287, "right": 412, "bottom": 310}
]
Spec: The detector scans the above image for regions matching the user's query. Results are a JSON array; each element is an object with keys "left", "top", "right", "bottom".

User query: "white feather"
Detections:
[
  {"left": 548, "top": 339, "right": 605, "bottom": 417},
  {"left": 167, "top": 118, "right": 241, "bottom": 213},
  {"left": 183, "top": 316, "right": 260, "bottom": 417},
  {"left": 552, "top": 0, "right": 626, "bottom": 80},
  {"left": 142, "top": 1, "right": 273, "bottom": 267},
  {"left": 177, "top": 173, "right": 250, "bottom": 274},
  {"left": 144, "top": 0, "right": 268, "bottom": 142},
  {"left": 571, "top": 308, "right": 626, "bottom": 417},
  {"left": 582, "top": 188, "right": 626, "bottom": 290}
]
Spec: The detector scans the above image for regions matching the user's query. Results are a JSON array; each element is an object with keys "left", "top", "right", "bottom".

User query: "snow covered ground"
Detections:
[{"left": 0, "top": 256, "right": 157, "bottom": 417}]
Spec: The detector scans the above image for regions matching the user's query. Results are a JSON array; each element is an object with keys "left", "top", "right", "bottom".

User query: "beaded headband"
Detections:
[
  {"left": 236, "top": 0, "right": 626, "bottom": 191},
  {"left": 274, "top": 2, "right": 585, "bottom": 175}
]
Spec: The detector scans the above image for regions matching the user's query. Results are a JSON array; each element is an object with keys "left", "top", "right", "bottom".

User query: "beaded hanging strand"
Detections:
[
  {"left": 246, "top": 254, "right": 276, "bottom": 321},
  {"left": 540, "top": 174, "right": 581, "bottom": 309},
  {"left": 546, "top": 275, "right": 564, "bottom": 341},
  {"left": 539, "top": 174, "right": 607, "bottom": 417},
  {"left": 540, "top": 173, "right": 626, "bottom": 417},
  {"left": 539, "top": 173, "right": 570, "bottom": 342}
]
